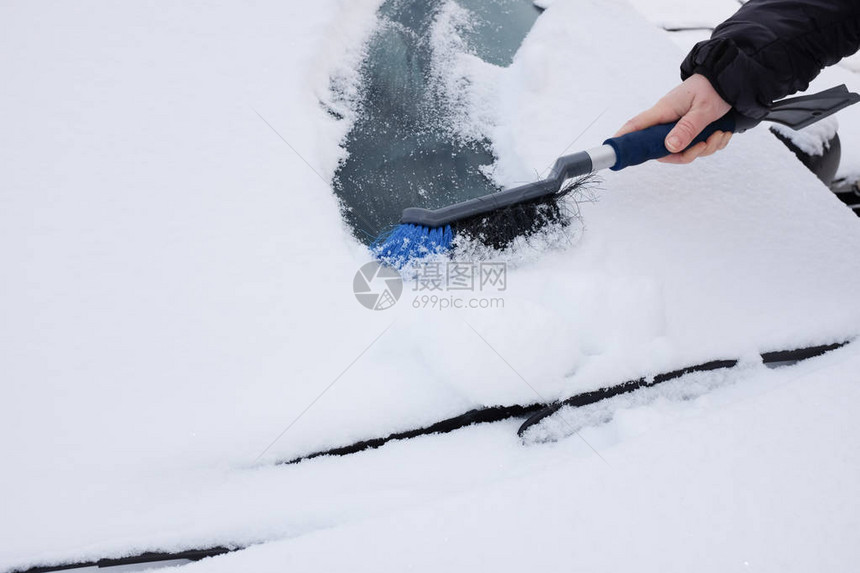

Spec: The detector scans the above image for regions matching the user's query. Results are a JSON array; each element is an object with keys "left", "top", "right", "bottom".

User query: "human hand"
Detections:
[{"left": 614, "top": 74, "right": 733, "bottom": 164}]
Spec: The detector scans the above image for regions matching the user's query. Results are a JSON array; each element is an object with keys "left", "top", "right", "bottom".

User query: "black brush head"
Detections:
[{"left": 451, "top": 175, "right": 597, "bottom": 249}]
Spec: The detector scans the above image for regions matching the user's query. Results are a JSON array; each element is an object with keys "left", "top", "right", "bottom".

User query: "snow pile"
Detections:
[
  {"left": 770, "top": 118, "right": 839, "bottom": 157},
  {"left": 181, "top": 343, "right": 860, "bottom": 573},
  {"left": 0, "top": 0, "right": 388, "bottom": 568},
  {"left": 520, "top": 362, "right": 759, "bottom": 444},
  {"left": 1, "top": 0, "right": 860, "bottom": 571},
  {"left": 625, "top": 0, "right": 737, "bottom": 28},
  {"left": 429, "top": 1, "right": 498, "bottom": 143}
]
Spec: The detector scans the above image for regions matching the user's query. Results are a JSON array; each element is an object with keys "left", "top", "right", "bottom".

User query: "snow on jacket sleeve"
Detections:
[{"left": 680, "top": 0, "right": 860, "bottom": 120}]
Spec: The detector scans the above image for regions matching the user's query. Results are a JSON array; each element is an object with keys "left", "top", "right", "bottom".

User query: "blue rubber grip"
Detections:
[{"left": 604, "top": 113, "right": 737, "bottom": 171}]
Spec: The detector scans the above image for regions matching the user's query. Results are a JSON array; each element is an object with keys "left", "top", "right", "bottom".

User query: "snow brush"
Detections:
[{"left": 373, "top": 85, "right": 860, "bottom": 266}]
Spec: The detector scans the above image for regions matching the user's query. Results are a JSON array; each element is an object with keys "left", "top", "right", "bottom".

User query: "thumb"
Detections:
[{"left": 664, "top": 107, "right": 714, "bottom": 153}]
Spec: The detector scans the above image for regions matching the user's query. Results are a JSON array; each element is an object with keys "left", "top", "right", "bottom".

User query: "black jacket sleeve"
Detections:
[{"left": 680, "top": 0, "right": 860, "bottom": 119}]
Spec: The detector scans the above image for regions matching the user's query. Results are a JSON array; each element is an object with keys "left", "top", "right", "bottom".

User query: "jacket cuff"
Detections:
[{"left": 680, "top": 39, "right": 772, "bottom": 120}]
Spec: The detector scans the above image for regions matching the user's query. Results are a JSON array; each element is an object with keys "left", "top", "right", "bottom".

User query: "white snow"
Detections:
[
  {"left": 1, "top": 0, "right": 859, "bottom": 571},
  {"left": 429, "top": 1, "right": 504, "bottom": 143},
  {"left": 809, "top": 65, "right": 860, "bottom": 180},
  {"left": 626, "top": 0, "right": 738, "bottom": 28},
  {"left": 770, "top": 118, "right": 839, "bottom": 157},
  {"left": 175, "top": 343, "right": 860, "bottom": 573}
]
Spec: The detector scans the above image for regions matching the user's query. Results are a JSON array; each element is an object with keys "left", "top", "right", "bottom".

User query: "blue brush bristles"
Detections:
[{"left": 372, "top": 223, "right": 454, "bottom": 266}]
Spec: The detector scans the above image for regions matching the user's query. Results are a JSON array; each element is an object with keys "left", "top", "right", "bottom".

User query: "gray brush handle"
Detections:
[{"left": 401, "top": 150, "right": 601, "bottom": 227}]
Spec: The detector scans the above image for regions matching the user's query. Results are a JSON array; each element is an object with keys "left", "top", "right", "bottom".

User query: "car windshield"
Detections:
[{"left": 333, "top": 0, "right": 542, "bottom": 242}]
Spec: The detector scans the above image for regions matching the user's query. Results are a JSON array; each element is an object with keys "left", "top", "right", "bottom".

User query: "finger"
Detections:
[
  {"left": 717, "top": 131, "right": 733, "bottom": 150},
  {"left": 698, "top": 131, "right": 725, "bottom": 158},
  {"left": 678, "top": 141, "right": 710, "bottom": 162},
  {"left": 701, "top": 132, "right": 733, "bottom": 158},
  {"left": 658, "top": 141, "right": 707, "bottom": 164},
  {"left": 659, "top": 142, "right": 706, "bottom": 164},
  {"left": 664, "top": 107, "right": 722, "bottom": 153},
  {"left": 614, "top": 101, "right": 684, "bottom": 137}
]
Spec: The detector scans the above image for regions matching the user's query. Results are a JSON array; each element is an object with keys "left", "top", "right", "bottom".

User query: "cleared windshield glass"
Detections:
[{"left": 333, "top": 0, "right": 541, "bottom": 242}]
